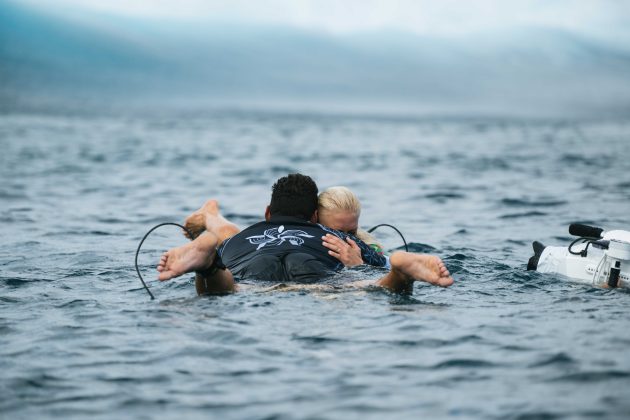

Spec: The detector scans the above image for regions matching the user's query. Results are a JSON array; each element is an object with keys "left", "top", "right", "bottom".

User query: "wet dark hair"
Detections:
[{"left": 269, "top": 174, "right": 318, "bottom": 220}]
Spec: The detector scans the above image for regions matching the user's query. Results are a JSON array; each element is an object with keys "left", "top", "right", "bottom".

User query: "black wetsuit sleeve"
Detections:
[
  {"left": 318, "top": 224, "right": 387, "bottom": 267},
  {"left": 349, "top": 234, "right": 388, "bottom": 267}
]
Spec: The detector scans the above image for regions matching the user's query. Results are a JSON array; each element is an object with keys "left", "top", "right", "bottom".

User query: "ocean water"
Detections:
[{"left": 1, "top": 110, "right": 630, "bottom": 419}]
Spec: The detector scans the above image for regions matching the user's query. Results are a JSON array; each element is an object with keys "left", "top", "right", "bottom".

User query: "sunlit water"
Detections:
[{"left": 1, "top": 110, "right": 630, "bottom": 419}]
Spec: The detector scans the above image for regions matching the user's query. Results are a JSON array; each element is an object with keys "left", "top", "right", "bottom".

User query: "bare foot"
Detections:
[
  {"left": 390, "top": 251, "right": 454, "bottom": 287},
  {"left": 183, "top": 199, "right": 221, "bottom": 239},
  {"left": 157, "top": 232, "right": 218, "bottom": 281},
  {"left": 201, "top": 199, "right": 220, "bottom": 215},
  {"left": 184, "top": 199, "right": 239, "bottom": 243},
  {"left": 201, "top": 200, "right": 240, "bottom": 242},
  {"left": 183, "top": 213, "right": 205, "bottom": 239}
]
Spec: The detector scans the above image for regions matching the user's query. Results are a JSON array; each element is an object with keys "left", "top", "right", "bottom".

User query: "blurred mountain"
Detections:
[{"left": 2, "top": 0, "right": 630, "bottom": 116}]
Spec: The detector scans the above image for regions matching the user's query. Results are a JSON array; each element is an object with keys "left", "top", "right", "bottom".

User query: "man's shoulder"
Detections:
[
  {"left": 242, "top": 217, "right": 322, "bottom": 231},
  {"left": 220, "top": 217, "right": 331, "bottom": 257},
  {"left": 228, "top": 218, "right": 325, "bottom": 242}
]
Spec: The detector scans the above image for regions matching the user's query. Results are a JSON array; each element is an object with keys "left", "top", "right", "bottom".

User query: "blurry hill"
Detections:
[{"left": 2, "top": 0, "right": 630, "bottom": 117}]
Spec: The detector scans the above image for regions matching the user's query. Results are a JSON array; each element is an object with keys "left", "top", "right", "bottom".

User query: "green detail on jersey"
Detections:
[{"left": 369, "top": 243, "right": 385, "bottom": 256}]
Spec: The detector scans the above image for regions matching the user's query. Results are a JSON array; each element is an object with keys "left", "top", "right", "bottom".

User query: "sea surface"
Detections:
[{"left": 1, "top": 110, "right": 630, "bottom": 419}]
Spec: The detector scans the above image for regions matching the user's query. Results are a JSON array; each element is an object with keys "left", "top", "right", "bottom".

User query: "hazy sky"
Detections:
[{"left": 19, "top": 0, "right": 630, "bottom": 40}]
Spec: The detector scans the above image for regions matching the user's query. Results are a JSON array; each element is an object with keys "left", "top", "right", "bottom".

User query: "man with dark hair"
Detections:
[
  {"left": 157, "top": 173, "right": 453, "bottom": 294},
  {"left": 268, "top": 173, "right": 319, "bottom": 220}
]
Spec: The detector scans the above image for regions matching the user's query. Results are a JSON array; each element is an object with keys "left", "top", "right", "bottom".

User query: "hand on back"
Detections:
[{"left": 322, "top": 234, "right": 363, "bottom": 267}]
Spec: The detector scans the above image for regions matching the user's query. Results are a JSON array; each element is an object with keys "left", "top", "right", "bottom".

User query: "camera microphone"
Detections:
[{"left": 568, "top": 224, "right": 603, "bottom": 239}]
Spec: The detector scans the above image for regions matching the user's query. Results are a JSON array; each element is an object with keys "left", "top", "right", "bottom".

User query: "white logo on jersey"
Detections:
[{"left": 246, "top": 225, "right": 315, "bottom": 250}]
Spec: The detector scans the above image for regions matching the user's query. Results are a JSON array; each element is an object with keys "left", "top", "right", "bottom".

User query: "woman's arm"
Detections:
[
  {"left": 322, "top": 233, "right": 389, "bottom": 268},
  {"left": 322, "top": 234, "right": 364, "bottom": 267}
]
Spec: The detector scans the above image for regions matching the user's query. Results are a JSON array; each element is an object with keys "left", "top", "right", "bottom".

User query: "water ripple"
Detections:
[
  {"left": 501, "top": 198, "right": 568, "bottom": 207},
  {"left": 432, "top": 359, "right": 499, "bottom": 369},
  {"left": 528, "top": 352, "right": 576, "bottom": 367},
  {"left": 550, "top": 370, "right": 630, "bottom": 382},
  {"left": 500, "top": 211, "right": 548, "bottom": 219}
]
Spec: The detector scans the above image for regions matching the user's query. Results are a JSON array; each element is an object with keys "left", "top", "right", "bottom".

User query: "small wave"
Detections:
[
  {"left": 510, "top": 411, "right": 564, "bottom": 420},
  {"left": 169, "top": 153, "right": 218, "bottom": 164},
  {"left": 552, "top": 296, "right": 587, "bottom": 304},
  {"left": 428, "top": 373, "right": 492, "bottom": 388},
  {"left": 446, "top": 253, "right": 469, "bottom": 261},
  {"left": 0, "top": 325, "right": 15, "bottom": 334},
  {"left": 406, "top": 242, "right": 436, "bottom": 253},
  {"left": 292, "top": 335, "right": 345, "bottom": 344},
  {"left": 1, "top": 277, "right": 31, "bottom": 287},
  {"left": 432, "top": 359, "right": 498, "bottom": 369},
  {"left": 445, "top": 334, "right": 483, "bottom": 345},
  {"left": 0, "top": 191, "right": 28, "bottom": 199},
  {"left": 0, "top": 215, "right": 35, "bottom": 223},
  {"left": 55, "top": 299, "right": 101, "bottom": 308},
  {"left": 40, "top": 164, "right": 89, "bottom": 175},
  {"left": 224, "top": 367, "right": 280, "bottom": 377},
  {"left": 467, "top": 157, "right": 511, "bottom": 170},
  {"left": 310, "top": 334, "right": 484, "bottom": 350},
  {"left": 425, "top": 192, "right": 466, "bottom": 200},
  {"left": 99, "top": 374, "right": 171, "bottom": 384},
  {"left": 501, "top": 198, "right": 567, "bottom": 207},
  {"left": 451, "top": 228, "right": 468, "bottom": 235},
  {"left": 500, "top": 211, "right": 548, "bottom": 219},
  {"left": 96, "top": 217, "right": 129, "bottom": 224},
  {"left": 505, "top": 270, "right": 548, "bottom": 286},
  {"left": 89, "top": 230, "right": 114, "bottom": 236},
  {"left": 79, "top": 152, "right": 107, "bottom": 163},
  {"left": 529, "top": 352, "right": 575, "bottom": 367},
  {"left": 63, "top": 268, "right": 100, "bottom": 278},
  {"left": 560, "top": 153, "right": 609, "bottom": 166},
  {"left": 9, "top": 373, "right": 74, "bottom": 390},
  {"left": 550, "top": 370, "right": 630, "bottom": 382},
  {"left": 118, "top": 397, "right": 173, "bottom": 410},
  {"left": 500, "top": 344, "right": 532, "bottom": 351},
  {"left": 388, "top": 294, "right": 431, "bottom": 305}
]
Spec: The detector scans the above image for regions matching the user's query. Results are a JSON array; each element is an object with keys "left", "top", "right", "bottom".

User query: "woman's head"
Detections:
[{"left": 317, "top": 186, "right": 361, "bottom": 235}]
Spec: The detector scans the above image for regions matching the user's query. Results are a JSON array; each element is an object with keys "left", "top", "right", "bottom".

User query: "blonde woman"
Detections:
[{"left": 318, "top": 186, "right": 386, "bottom": 267}]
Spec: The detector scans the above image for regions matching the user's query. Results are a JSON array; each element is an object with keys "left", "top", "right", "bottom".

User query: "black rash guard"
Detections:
[{"left": 216, "top": 216, "right": 388, "bottom": 282}]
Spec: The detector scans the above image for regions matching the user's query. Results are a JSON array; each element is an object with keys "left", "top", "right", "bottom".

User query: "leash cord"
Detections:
[
  {"left": 367, "top": 223, "right": 408, "bottom": 252},
  {"left": 135, "top": 222, "right": 194, "bottom": 300}
]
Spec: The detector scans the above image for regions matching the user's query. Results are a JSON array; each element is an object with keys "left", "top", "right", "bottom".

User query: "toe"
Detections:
[{"left": 158, "top": 271, "right": 173, "bottom": 281}]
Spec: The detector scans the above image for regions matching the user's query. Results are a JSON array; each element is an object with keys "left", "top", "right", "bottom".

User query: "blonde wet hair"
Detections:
[
  {"left": 318, "top": 186, "right": 361, "bottom": 216},
  {"left": 318, "top": 186, "right": 381, "bottom": 248}
]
